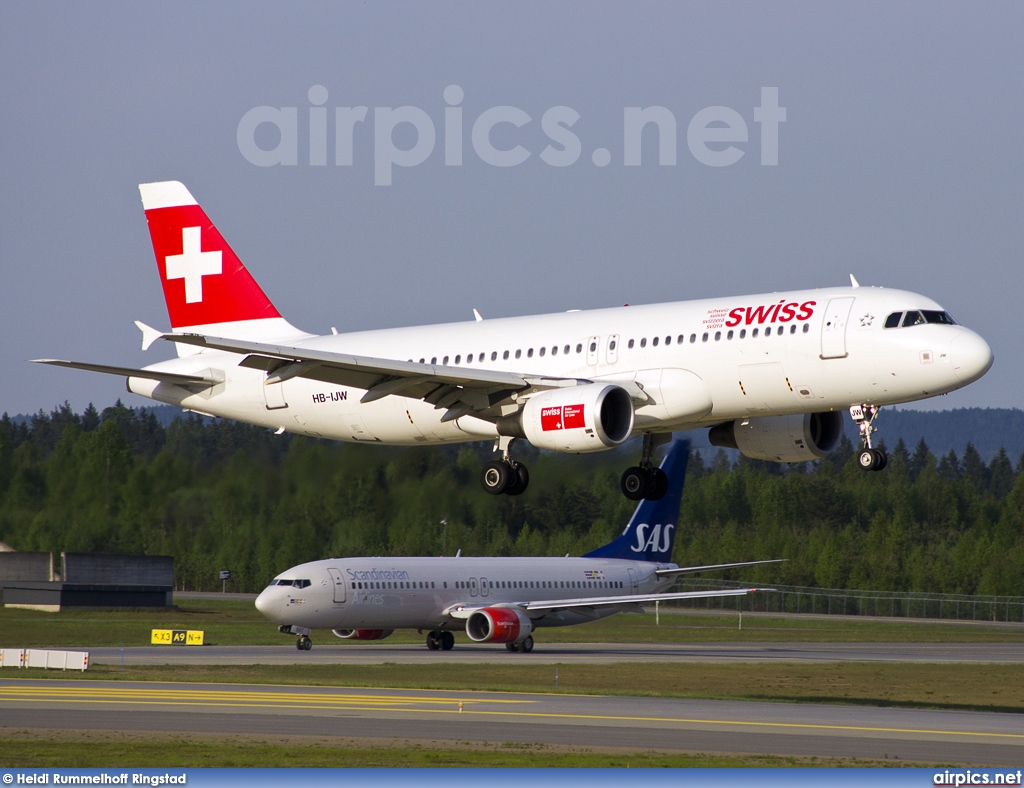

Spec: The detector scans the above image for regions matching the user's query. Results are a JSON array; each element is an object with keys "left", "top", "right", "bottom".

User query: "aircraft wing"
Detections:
[
  {"left": 654, "top": 559, "right": 786, "bottom": 578},
  {"left": 523, "top": 586, "right": 767, "bottom": 612},
  {"left": 444, "top": 587, "right": 768, "bottom": 619},
  {"left": 162, "top": 332, "right": 645, "bottom": 421},
  {"left": 30, "top": 359, "right": 216, "bottom": 387}
]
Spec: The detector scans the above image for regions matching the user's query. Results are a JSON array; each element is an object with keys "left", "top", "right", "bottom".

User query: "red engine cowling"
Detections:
[
  {"left": 465, "top": 607, "right": 533, "bottom": 644},
  {"left": 497, "top": 383, "right": 634, "bottom": 453},
  {"left": 332, "top": 628, "right": 394, "bottom": 641}
]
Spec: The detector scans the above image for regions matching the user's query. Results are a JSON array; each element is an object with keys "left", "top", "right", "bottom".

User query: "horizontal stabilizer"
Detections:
[{"left": 31, "top": 359, "right": 214, "bottom": 387}]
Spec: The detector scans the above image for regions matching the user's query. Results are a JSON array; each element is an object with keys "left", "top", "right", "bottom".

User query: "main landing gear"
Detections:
[
  {"left": 426, "top": 630, "right": 455, "bottom": 651},
  {"left": 296, "top": 635, "right": 312, "bottom": 651},
  {"left": 852, "top": 404, "right": 888, "bottom": 471},
  {"left": 480, "top": 438, "right": 530, "bottom": 496},
  {"left": 621, "top": 433, "right": 671, "bottom": 501},
  {"left": 505, "top": 636, "right": 534, "bottom": 653}
]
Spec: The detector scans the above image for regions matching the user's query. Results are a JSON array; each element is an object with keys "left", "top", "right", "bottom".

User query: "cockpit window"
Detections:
[
  {"left": 921, "top": 310, "right": 957, "bottom": 325},
  {"left": 274, "top": 579, "right": 311, "bottom": 588},
  {"left": 884, "top": 312, "right": 902, "bottom": 328},
  {"left": 901, "top": 311, "right": 926, "bottom": 327}
]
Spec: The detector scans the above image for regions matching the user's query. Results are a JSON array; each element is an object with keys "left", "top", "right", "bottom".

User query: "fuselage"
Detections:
[
  {"left": 130, "top": 285, "right": 993, "bottom": 443},
  {"left": 255, "top": 555, "right": 675, "bottom": 632}
]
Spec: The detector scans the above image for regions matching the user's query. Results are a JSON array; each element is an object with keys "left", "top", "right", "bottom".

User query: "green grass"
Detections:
[
  {"left": 11, "top": 660, "right": 1024, "bottom": 714},
  {"left": 2, "top": 598, "right": 1022, "bottom": 648},
  {"left": 0, "top": 730, "right": 932, "bottom": 768}
]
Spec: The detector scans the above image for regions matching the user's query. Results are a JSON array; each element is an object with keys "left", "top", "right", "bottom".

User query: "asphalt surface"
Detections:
[
  {"left": 2, "top": 679, "right": 1021, "bottom": 765},
  {"left": 84, "top": 641, "right": 1024, "bottom": 665}
]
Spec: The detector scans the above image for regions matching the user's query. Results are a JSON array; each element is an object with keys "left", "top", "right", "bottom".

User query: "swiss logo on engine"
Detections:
[{"left": 541, "top": 404, "right": 585, "bottom": 431}]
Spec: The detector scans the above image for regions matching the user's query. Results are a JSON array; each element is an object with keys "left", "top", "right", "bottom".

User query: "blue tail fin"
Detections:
[{"left": 582, "top": 439, "right": 690, "bottom": 562}]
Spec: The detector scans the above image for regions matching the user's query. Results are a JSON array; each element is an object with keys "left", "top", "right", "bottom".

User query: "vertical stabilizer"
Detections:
[
  {"left": 138, "top": 181, "right": 307, "bottom": 356},
  {"left": 582, "top": 440, "right": 689, "bottom": 562}
]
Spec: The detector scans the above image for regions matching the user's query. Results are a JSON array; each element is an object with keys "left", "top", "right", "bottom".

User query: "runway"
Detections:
[
  {"left": 2, "top": 679, "right": 1021, "bottom": 765},
  {"left": 84, "top": 641, "right": 1024, "bottom": 666}
]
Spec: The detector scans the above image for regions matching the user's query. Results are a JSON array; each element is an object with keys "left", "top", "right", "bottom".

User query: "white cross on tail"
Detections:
[{"left": 164, "top": 226, "right": 222, "bottom": 303}]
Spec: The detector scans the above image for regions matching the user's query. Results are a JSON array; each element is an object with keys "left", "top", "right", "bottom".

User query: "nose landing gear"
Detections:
[{"left": 852, "top": 404, "right": 888, "bottom": 471}]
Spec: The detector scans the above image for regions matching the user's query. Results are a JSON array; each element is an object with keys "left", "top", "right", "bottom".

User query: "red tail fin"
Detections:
[{"left": 139, "top": 181, "right": 283, "bottom": 331}]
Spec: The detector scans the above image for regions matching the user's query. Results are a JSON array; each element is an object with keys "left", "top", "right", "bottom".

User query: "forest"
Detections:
[{"left": 0, "top": 402, "right": 1022, "bottom": 596}]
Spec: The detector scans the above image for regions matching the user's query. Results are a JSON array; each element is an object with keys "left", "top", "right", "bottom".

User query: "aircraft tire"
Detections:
[
  {"left": 426, "top": 631, "right": 442, "bottom": 650},
  {"left": 858, "top": 449, "right": 877, "bottom": 470},
  {"left": 506, "top": 642, "right": 519, "bottom": 652},
  {"left": 481, "top": 460, "right": 511, "bottom": 495},
  {"left": 648, "top": 468, "right": 669, "bottom": 500},
  {"left": 520, "top": 636, "right": 534, "bottom": 653},
  {"left": 504, "top": 463, "right": 529, "bottom": 496},
  {"left": 441, "top": 631, "right": 455, "bottom": 650},
  {"left": 297, "top": 635, "right": 312, "bottom": 651},
  {"left": 621, "top": 467, "right": 647, "bottom": 500}
]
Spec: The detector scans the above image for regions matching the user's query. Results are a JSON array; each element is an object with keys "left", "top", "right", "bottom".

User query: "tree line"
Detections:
[{"left": 0, "top": 402, "right": 1022, "bottom": 595}]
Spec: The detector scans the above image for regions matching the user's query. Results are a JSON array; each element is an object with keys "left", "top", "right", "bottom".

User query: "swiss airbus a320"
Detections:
[
  {"left": 255, "top": 441, "right": 778, "bottom": 653},
  {"left": 36, "top": 181, "right": 993, "bottom": 499}
]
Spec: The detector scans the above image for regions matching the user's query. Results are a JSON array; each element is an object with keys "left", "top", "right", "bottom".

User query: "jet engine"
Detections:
[
  {"left": 497, "top": 383, "right": 634, "bottom": 453},
  {"left": 332, "top": 628, "right": 394, "bottom": 641},
  {"left": 708, "top": 411, "right": 844, "bottom": 462},
  {"left": 465, "top": 607, "right": 534, "bottom": 644}
]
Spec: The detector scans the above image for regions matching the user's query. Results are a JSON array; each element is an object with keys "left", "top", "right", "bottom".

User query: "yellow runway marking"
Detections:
[{"left": 2, "top": 685, "right": 1021, "bottom": 742}]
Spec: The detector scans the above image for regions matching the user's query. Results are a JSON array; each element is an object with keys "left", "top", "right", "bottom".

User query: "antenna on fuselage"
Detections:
[{"left": 849, "top": 274, "right": 861, "bottom": 288}]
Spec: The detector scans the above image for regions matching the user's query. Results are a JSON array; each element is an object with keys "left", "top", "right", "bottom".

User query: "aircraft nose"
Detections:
[
  {"left": 255, "top": 588, "right": 273, "bottom": 617},
  {"left": 951, "top": 331, "right": 994, "bottom": 384}
]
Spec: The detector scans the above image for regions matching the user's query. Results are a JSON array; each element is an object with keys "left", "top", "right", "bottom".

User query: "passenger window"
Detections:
[
  {"left": 739, "top": 329, "right": 746, "bottom": 338},
  {"left": 418, "top": 358, "right": 425, "bottom": 364},
  {"left": 479, "top": 353, "right": 484, "bottom": 362},
  {"left": 551, "top": 346, "right": 557, "bottom": 355},
  {"left": 726, "top": 330, "right": 733, "bottom": 340},
  {"left": 803, "top": 323, "right": 810, "bottom": 333},
  {"left": 589, "top": 341, "right": 597, "bottom": 352},
  {"left": 515, "top": 349, "right": 522, "bottom": 359},
  {"left": 465, "top": 354, "right": 472, "bottom": 363},
  {"left": 539, "top": 347, "right": 546, "bottom": 357},
  {"left": 715, "top": 331, "right": 721, "bottom": 341},
  {"left": 527, "top": 348, "right": 534, "bottom": 357},
  {"left": 455, "top": 355, "right": 461, "bottom": 364},
  {"left": 702, "top": 332, "right": 708, "bottom": 342},
  {"left": 790, "top": 324, "right": 796, "bottom": 334},
  {"left": 884, "top": 312, "right": 903, "bottom": 328},
  {"left": 628, "top": 339, "right": 634, "bottom": 349},
  {"left": 609, "top": 340, "right": 616, "bottom": 350},
  {"left": 503, "top": 350, "right": 509, "bottom": 360},
  {"left": 564, "top": 344, "right": 570, "bottom": 354},
  {"left": 431, "top": 357, "right": 437, "bottom": 364},
  {"left": 443, "top": 356, "right": 449, "bottom": 364},
  {"left": 765, "top": 327, "right": 772, "bottom": 336},
  {"left": 491, "top": 351, "right": 497, "bottom": 361},
  {"left": 576, "top": 343, "right": 583, "bottom": 353},
  {"left": 677, "top": 334, "right": 684, "bottom": 344},
  {"left": 652, "top": 337, "right": 659, "bottom": 346},
  {"left": 690, "top": 334, "right": 696, "bottom": 343},
  {"left": 640, "top": 338, "right": 647, "bottom": 348}
]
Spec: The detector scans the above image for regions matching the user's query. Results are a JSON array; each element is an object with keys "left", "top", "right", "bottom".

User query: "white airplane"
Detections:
[
  {"left": 255, "top": 440, "right": 777, "bottom": 652},
  {"left": 35, "top": 181, "right": 993, "bottom": 499}
]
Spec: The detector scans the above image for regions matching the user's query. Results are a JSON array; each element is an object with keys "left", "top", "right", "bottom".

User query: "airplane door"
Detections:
[
  {"left": 820, "top": 297, "right": 855, "bottom": 359},
  {"left": 326, "top": 568, "right": 346, "bottom": 603},
  {"left": 626, "top": 567, "right": 639, "bottom": 594},
  {"left": 586, "top": 336, "right": 600, "bottom": 365},
  {"left": 479, "top": 577, "right": 489, "bottom": 598}
]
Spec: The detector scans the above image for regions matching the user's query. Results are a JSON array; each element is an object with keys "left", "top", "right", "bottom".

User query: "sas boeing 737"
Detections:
[
  {"left": 255, "top": 440, "right": 777, "bottom": 653},
  {"left": 35, "top": 181, "right": 993, "bottom": 499}
]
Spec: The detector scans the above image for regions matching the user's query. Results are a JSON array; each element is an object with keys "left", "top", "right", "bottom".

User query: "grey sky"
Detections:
[{"left": 1, "top": 2, "right": 1020, "bottom": 417}]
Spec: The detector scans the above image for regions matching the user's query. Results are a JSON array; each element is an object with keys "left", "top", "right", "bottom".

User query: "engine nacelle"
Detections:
[
  {"left": 708, "top": 411, "right": 844, "bottom": 462},
  {"left": 332, "top": 628, "right": 394, "bottom": 641},
  {"left": 465, "top": 607, "right": 534, "bottom": 644},
  {"left": 497, "top": 383, "right": 634, "bottom": 453}
]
